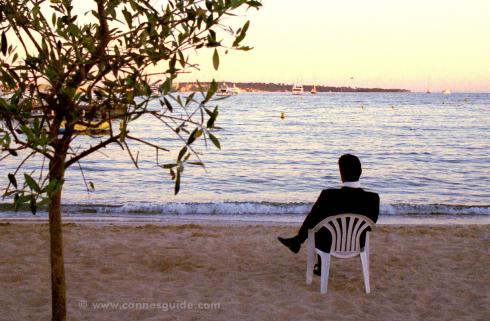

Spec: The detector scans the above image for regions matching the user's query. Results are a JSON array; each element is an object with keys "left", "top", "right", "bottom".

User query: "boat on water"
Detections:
[
  {"left": 442, "top": 89, "right": 451, "bottom": 95},
  {"left": 292, "top": 84, "right": 303, "bottom": 95},
  {"left": 230, "top": 83, "right": 240, "bottom": 94},
  {"left": 310, "top": 85, "right": 317, "bottom": 94},
  {"left": 426, "top": 78, "right": 432, "bottom": 93},
  {"left": 217, "top": 83, "right": 239, "bottom": 96},
  {"left": 59, "top": 120, "right": 111, "bottom": 135}
]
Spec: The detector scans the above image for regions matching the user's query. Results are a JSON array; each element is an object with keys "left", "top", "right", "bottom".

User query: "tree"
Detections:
[{"left": 0, "top": 0, "right": 261, "bottom": 319}]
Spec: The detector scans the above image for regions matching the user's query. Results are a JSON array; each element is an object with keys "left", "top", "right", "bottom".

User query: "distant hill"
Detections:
[{"left": 176, "top": 82, "right": 410, "bottom": 93}]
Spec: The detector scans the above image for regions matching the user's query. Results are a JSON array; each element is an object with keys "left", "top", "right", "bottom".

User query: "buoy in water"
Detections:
[{"left": 280, "top": 112, "right": 285, "bottom": 119}]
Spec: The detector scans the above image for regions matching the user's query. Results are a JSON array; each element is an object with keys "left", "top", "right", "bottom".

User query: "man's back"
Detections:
[
  {"left": 303, "top": 187, "right": 380, "bottom": 252},
  {"left": 312, "top": 187, "right": 379, "bottom": 223}
]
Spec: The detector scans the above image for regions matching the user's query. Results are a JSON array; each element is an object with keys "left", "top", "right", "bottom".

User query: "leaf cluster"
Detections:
[{"left": 0, "top": 0, "right": 261, "bottom": 214}]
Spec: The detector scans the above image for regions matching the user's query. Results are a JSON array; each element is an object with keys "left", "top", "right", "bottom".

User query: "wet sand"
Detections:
[{"left": 0, "top": 222, "right": 489, "bottom": 320}]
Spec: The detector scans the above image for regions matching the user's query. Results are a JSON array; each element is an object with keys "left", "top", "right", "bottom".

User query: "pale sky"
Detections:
[
  {"left": 18, "top": 1, "right": 490, "bottom": 92},
  {"left": 181, "top": 0, "right": 490, "bottom": 92}
]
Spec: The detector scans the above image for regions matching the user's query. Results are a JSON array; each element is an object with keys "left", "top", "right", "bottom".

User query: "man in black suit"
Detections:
[{"left": 278, "top": 154, "right": 380, "bottom": 267}]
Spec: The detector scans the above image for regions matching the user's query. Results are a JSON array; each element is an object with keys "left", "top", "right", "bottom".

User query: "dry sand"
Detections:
[{"left": 0, "top": 222, "right": 489, "bottom": 321}]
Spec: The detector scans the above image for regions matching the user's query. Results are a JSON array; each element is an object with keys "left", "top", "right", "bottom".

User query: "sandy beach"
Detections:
[{"left": 0, "top": 221, "right": 488, "bottom": 320}]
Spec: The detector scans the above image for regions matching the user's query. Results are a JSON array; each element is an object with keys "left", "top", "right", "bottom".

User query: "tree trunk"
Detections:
[{"left": 48, "top": 150, "right": 67, "bottom": 321}]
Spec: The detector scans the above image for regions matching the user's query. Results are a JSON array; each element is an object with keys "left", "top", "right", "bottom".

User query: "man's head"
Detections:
[{"left": 338, "top": 154, "right": 362, "bottom": 182}]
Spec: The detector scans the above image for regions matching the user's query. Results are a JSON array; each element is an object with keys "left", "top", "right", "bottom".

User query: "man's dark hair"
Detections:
[{"left": 338, "top": 154, "right": 362, "bottom": 182}]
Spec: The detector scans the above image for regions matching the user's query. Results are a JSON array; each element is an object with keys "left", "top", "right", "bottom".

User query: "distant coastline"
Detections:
[{"left": 176, "top": 82, "right": 410, "bottom": 93}]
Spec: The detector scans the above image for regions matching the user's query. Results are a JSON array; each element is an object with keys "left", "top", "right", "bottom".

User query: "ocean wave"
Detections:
[
  {"left": 1, "top": 202, "right": 489, "bottom": 216},
  {"left": 70, "top": 202, "right": 490, "bottom": 216},
  {"left": 380, "top": 203, "right": 490, "bottom": 215},
  {"left": 89, "top": 202, "right": 313, "bottom": 215}
]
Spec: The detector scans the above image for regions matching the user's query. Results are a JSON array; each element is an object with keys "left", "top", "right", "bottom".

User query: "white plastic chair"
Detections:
[{"left": 306, "top": 214, "right": 375, "bottom": 294}]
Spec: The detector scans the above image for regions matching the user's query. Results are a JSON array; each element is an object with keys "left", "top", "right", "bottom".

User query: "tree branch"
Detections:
[
  {"left": 125, "top": 134, "right": 169, "bottom": 152},
  {"left": 65, "top": 133, "right": 121, "bottom": 168}
]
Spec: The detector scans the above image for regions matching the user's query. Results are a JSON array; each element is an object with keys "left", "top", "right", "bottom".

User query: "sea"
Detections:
[{"left": 1, "top": 92, "right": 489, "bottom": 224}]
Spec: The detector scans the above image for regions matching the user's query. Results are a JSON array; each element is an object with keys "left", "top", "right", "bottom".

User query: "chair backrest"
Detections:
[{"left": 312, "top": 214, "right": 375, "bottom": 258}]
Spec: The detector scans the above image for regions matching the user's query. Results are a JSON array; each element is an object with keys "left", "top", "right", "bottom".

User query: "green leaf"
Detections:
[
  {"left": 24, "top": 173, "right": 41, "bottom": 193},
  {"left": 160, "top": 78, "right": 172, "bottom": 94},
  {"left": 14, "top": 194, "right": 20, "bottom": 211},
  {"left": 43, "top": 178, "right": 58, "bottom": 194},
  {"left": 185, "top": 93, "right": 195, "bottom": 107},
  {"left": 247, "top": 0, "right": 263, "bottom": 8},
  {"left": 237, "top": 46, "right": 253, "bottom": 51},
  {"left": 212, "top": 48, "right": 219, "bottom": 70},
  {"left": 41, "top": 38, "right": 48, "bottom": 55},
  {"left": 163, "top": 97, "right": 173, "bottom": 112},
  {"left": 1, "top": 69, "right": 16, "bottom": 88},
  {"left": 14, "top": 194, "right": 30, "bottom": 206},
  {"left": 178, "top": 50, "right": 185, "bottom": 68},
  {"left": 46, "top": 178, "right": 64, "bottom": 197},
  {"left": 187, "top": 128, "right": 202, "bottom": 145},
  {"left": 30, "top": 195, "right": 37, "bottom": 215},
  {"left": 174, "top": 172, "right": 181, "bottom": 195},
  {"left": 1, "top": 31, "right": 7, "bottom": 56},
  {"left": 209, "top": 133, "right": 221, "bottom": 149},
  {"left": 204, "top": 79, "right": 218, "bottom": 102},
  {"left": 207, "top": 106, "right": 219, "bottom": 128},
  {"left": 169, "top": 55, "right": 177, "bottom": 73},
  {"left": 233, "top": 20, "right": 250, "bottom": 47},
  {"left": 178, "top": 146, "right": 188, "bottom": 161},
  {"left": 122, "top": 8, "right": 133, "bottom": 28},
  {"left": 188, "top": 161, "right": 205, "bottom": 166},
  {"left": 21, "top": 125, "right": 35, "bottom": 143},
  {"left": 176, "top": 95, "right": 183, "bottom": 107},
  {"left": 8, "top": 173, "right": 17, "bottom": 189}
]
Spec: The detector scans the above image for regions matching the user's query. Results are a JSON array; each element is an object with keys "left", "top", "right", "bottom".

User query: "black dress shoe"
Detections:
[{"left": 277, "top": 236, "right": 301, "bottom": 254}]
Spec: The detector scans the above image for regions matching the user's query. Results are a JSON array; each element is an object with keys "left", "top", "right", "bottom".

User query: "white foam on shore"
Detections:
[
  {"left": 1, "top": 202, "right": 489, "bottom": 225},
  {"left": 380, "top": 203, "right": 490, "bottom": 215},
  {"left": 0, "top": 202, "right": 490, "bottom": 216},
  {"left": 97, "top": 202, "right": 312, "bottom": 215},
  {"left": 93, "top": 202, "right": 490, "bottom": 216}
]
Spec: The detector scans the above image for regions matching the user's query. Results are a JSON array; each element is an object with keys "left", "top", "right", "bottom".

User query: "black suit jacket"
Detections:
[{"left": 298, "top": 187, "right": 380, "bottom": 252}]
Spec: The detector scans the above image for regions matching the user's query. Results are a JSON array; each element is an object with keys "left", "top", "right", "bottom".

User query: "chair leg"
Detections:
[
  {"left": 366, "top": 232, "right": 371, "bottom": 270},
  {"left": 360, "top": 251, "right": 370, "bottom": 294},
  {"left": 319, "top": 252, "right": 331, "bottom": 294},
  {"left": 306, "top": 232, "right": 315, "bottom": 285}
]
